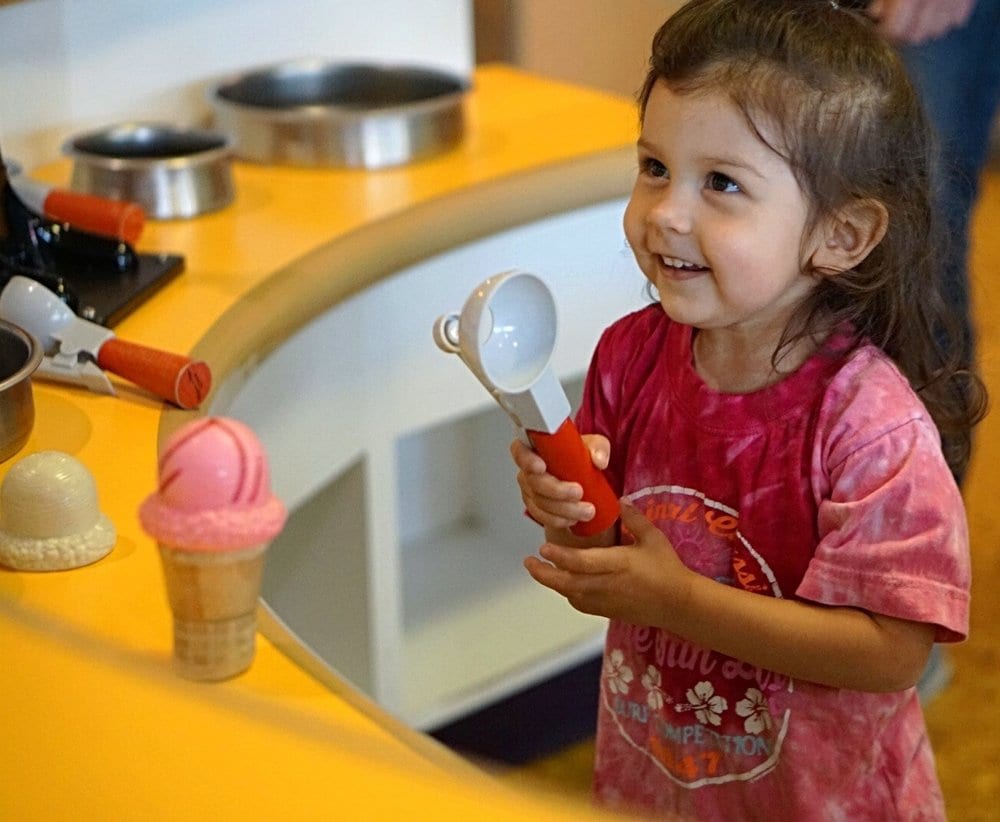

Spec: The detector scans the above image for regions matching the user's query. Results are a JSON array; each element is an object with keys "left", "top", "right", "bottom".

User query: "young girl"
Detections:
[{"left": 511, "top": 1, "right": 987, "bottom": 818}]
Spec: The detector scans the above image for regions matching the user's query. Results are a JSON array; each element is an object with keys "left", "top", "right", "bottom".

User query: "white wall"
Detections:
[{"left": 0, "top": 0, "right": 473, "bottom": 171}]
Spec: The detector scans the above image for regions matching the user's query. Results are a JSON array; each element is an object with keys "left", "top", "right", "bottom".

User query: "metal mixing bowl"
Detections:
[
  {"left": 209, "top": 60, "right": 469, "bottom": 169},
  {"left": 64, "top": 123, "right": 235, "bottom": 219},
  {"left": 0, "top": 320, "right": 44, "bottom": 463}
]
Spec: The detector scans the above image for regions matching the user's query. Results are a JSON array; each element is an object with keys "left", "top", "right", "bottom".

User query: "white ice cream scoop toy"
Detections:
[
  {"left": 433, "top": 271, "right": 618, "bottom": 537},
  {"left": 0, "top": 275, "right": 211, "bottom": 408}
]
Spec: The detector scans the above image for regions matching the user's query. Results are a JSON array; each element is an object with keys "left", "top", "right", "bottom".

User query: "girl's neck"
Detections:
[{"left": 691, "top": 327, "right": 819, "bottom": 393}]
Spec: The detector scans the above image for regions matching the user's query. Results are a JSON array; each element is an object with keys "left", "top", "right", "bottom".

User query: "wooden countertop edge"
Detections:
[{"left": 155, "top": 145, "right": 635, "bottom": 776}]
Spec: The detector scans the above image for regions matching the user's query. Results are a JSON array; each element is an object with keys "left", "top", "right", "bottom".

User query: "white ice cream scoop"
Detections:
[
  {"left": 434, "top": 271, "right": 618, "bottom": 537},
  {"left": 0, "top": 275, "right": 211, "bottom": 408}
]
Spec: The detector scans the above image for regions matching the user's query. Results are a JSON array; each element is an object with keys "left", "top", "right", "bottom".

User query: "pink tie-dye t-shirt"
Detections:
[{"left": 576, "top": 307, "right": 969, "bottom": 821}]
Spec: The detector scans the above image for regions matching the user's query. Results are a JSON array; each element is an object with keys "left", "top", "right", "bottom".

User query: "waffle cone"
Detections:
[{"left": 158, "top": 543, "right": 268, "bottom": 681}]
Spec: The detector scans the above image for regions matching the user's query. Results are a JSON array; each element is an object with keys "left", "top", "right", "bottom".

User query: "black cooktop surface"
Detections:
[{"left": 2, "top": 184, "right": 184, "bottom": 327}]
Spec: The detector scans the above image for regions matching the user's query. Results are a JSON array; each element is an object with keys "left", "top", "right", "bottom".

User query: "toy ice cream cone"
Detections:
[
  {"left": 139, "top": 417, "right": 286, "bottom": 681},
  {"left": 157, "top": 542, "right": 267, "bottom": 680}
]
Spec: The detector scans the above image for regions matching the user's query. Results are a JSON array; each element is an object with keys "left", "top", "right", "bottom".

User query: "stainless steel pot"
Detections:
[
  {"left": 0, "top": 320, "right": 43, "bottom": 463},
  {"left": 209, "top": 60, "right": 469, "bottom": 169},
  {"left": 64, "top": 123, "right": 235, "bottom": 219}
]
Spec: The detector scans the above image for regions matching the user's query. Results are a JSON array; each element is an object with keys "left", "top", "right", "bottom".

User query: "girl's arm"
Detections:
[{"left": 525, "top": 500, "right": 936, "bottom": 693}]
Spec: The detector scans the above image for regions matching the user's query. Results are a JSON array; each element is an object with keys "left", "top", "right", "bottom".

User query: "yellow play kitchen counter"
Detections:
[{"left": 0, "top": 66, "right": 640, "bottom": 819}]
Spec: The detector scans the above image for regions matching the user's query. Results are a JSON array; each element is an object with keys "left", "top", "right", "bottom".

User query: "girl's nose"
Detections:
[{"left": 648, "top": 187, "right": 693, "bottom": 235}]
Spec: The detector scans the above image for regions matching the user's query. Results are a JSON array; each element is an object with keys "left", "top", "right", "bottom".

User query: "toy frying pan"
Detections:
[{"left": 433, "top": 271, "right": 618, "bottom": 537}]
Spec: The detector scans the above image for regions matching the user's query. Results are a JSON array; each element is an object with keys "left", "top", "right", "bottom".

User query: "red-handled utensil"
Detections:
[
  {"left": 10, "top": 175, "right": 146, "bottom": 245},
  {"left": 527, "top": 418, "right": 619, "bottom": 536},
  {"left": 0, "top": 275, "right": 211, "bottom": 409},
  {"left": 433, "top": 271, "right": 618, "bottom": 537},
  {"left": 95, "top": 338, "right": 212, "bottom": 410}
]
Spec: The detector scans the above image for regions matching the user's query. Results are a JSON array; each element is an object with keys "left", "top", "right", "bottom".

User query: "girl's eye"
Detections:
[
  {"left": 640, "top": 157, "right": 669, "bottom": 179},
  {"left": 707, "top": 172, "right": 741, "bottom": 193}
]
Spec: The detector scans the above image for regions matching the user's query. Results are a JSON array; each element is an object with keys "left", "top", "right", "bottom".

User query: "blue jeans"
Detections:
[{"left": 898, "top": 0, "right": 1000, "bottom": 362}]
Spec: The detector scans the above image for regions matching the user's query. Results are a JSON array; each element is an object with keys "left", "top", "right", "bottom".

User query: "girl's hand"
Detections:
[
  {"left": 867, "top": 0, "right": 976, "bottom": 45},
  {"left": 511, "top": 433, "right": 611, "bottom": 531},
  {"left": 524, "top": 499, "right": 696, "bottom": 627}
]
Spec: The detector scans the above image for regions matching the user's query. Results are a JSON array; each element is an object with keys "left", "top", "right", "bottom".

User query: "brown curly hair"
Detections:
[{"left": 638, "top": 0, "right": 987, "bottom": 477}]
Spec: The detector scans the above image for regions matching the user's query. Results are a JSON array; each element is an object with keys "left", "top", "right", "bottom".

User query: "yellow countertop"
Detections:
[{"left": 0, "top": 66, "right": 637, "bottom": 819}]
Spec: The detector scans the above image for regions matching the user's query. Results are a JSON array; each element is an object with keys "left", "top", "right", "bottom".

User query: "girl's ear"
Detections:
[{"left": 810, "top": 199, "right": 888, "bottom": 274}]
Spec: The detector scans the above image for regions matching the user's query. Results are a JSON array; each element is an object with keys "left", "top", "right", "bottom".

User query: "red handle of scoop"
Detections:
[
  {"left": 528, "top": 417, "right": 620, "bottom": 537},
  {"left": 42, "top": 189, "right": 146, "bottom": 245},
  {"left": 96, "top": 338, "right": 212, "bottom": 409}
]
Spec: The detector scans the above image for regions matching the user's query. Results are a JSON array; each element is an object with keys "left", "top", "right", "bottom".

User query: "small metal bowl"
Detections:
[
  {"left": 64, "top": 123, "right": 235, "bottom": 219},
  {"left": 0, "top": 320, "right": 44, "bottom": 464},
  {"left": 209, "top": 60, "right": 469, "bottom": 169}
]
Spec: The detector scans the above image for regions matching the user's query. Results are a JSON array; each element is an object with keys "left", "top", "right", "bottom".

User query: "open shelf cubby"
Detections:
[
  {"left": 260, "top": 458, "right": 374, "bottom": 696},
  {"left": 395, "top": 376, "right": 606, "bottom": 727}
]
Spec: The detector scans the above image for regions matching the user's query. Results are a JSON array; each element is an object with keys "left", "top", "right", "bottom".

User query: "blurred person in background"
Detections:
[
  {"left": 866, "top": 0, "right": 1000, "bottom": 700},
  {"left": 869, "top": 0, "right": 999, "bottom": 371}
]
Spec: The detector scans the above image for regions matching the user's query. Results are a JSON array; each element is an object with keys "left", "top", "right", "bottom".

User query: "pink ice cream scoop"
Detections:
[{"left": 139, "top": 417, "right": 286, "bottom": 551}]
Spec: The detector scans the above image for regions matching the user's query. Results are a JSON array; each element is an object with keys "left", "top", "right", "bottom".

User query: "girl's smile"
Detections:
[{"left": 658, "top": 255, "right": 710, "bottom": 279}]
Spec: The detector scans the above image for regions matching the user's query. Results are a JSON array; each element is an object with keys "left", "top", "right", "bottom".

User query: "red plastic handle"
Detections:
[
  {"left": 528, "top": 417, "right": 619, "bottom": 537},
  {"left": 44, "top": 189, "right": 146, "bottom": 245},
  {"left": 96, "top": 338, "right": 212, "bottom": 409}
]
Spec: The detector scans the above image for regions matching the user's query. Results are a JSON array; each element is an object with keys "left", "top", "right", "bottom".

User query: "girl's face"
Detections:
[{"left": 624, "top": 80, "right": 822, "bottom": 350}]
